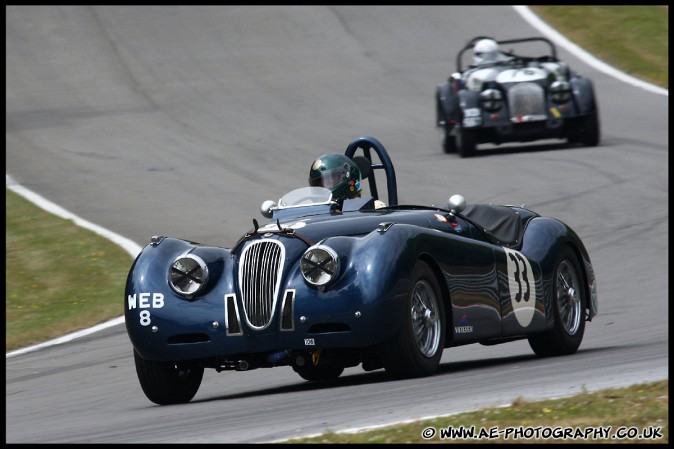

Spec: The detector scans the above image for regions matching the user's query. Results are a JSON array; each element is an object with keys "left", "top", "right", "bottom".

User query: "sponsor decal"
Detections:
[{"left": 455, "top": 314, "right": 473, "bottom": 334}]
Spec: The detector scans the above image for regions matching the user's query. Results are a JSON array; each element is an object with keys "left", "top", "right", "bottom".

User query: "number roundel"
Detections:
[{"left": 504, "top": 248, "right": 536, "bottom": 327}]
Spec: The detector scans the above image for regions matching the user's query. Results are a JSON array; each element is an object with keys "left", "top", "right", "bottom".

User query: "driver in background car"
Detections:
[
  {"left": 470, "top": 38, "right": 567, "bottom": 82},
  {"left": 472, "top": 38, "right": 512, "bottom": 66},
  {"left": 461, "top": 38, "right": 514, "bottom": 91}
]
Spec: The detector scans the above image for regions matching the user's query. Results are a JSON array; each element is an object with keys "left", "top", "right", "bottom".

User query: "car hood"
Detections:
[
  {"left": 249, "top": 208, "right": 436, "bottom": 244},
  {"left": 495, "top": 66, "right": 548, "bottom": 84}
]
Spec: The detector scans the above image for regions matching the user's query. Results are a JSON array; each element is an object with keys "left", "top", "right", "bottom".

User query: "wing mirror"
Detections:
[
  {"left": 260, "top": 200, "right": 277, "bottom": 219},
  {"left": 448, "top": 194, "right": 466, "bottom": 215}
]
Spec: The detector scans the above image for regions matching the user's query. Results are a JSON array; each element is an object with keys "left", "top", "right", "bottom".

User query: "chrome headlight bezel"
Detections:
[
  {"left": 300, "top": 244, "right": 340, "bottom": 288},
  {"left": 550, "top": 80, "right": 572, "bottom": 103},
  {"left": 479, "top": 88, "right": 503, "bottom": 111},
  {"left": 168, "top": 253, "right": 209, "bottom": 298}
]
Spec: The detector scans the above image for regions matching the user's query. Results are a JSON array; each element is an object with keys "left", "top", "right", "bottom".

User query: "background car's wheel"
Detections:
[
  {"left": 579, "top": 111, "right": 600, "bottom": 147},
  {"left": 293, "top": 363, "right": 344, "bottom": 381},
  {"left": 381, "top": 261, "right": 445, "bottom": 379},
  {"left": 442, "top": 127, "right": 457, "bottom": 154},
  {"left": 528, "top": 246, "right": 586, "bottom": 357},
  {"left": 456, "top": 126, "right": 477, "bottom": 157},
  {"left": 133, "top": 349, "right": 204, "bottom": 405}
]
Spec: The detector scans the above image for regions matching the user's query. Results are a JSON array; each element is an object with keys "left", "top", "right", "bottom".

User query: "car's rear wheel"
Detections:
[
  {"left": 133, "top": 349, "right": 204, "bottom": 405},
  {"left": 293, "top": 363, "right": 344, "bottom": 381},
  {"left": 528, "top": 246, "right": 586, "bottom": 357},
  {"left": 456, "top": 126, "right": 477, "bottom": 157},
  {"left": 381, "top": 261, "right": 445, "bottom": 378}
]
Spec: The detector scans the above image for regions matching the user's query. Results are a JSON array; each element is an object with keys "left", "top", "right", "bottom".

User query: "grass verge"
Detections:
[
  {"left": 530, "top": 5, "right": 668, "bottom": 88},
  {"left": 5, "top": 189, "right": 130, "bottom": 351},
  {"left": 281, "top": 379, "right": 668, "bottom": 444}
]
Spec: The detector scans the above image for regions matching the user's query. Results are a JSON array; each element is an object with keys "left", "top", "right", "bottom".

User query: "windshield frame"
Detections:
[{"left": 277, "top": 186, "right": 334, "bottom": 210}]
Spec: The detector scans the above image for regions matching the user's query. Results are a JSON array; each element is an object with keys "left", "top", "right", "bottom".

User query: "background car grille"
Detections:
[
  {"left": 508, "top": 83, "right": 546, "bottom": 120},
  {"left": 238, "top": 240, "right": 284, "bottom": 329}
]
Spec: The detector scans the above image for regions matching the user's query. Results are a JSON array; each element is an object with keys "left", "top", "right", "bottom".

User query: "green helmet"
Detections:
[{"left": 308, "top": 153, "right": 362, "bottom": 201}]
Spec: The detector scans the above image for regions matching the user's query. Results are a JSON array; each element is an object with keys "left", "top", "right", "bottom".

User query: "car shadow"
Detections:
[
  {"left": 471, "top": 141, "right": 583, "bottom": 157},
  {"left": 189, "top": 351, "right": 573, "bottom": 404}
]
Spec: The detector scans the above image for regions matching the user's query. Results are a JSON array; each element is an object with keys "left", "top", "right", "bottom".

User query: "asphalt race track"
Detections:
[{"left": 6, "top": 6, "right": 668, "bottom": 443}]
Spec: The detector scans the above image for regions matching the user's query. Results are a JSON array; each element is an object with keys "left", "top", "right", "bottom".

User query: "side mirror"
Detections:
[
  {"left": 260, "top": 200, "right": 277, "bottom": 219},
  {"left": 448, "top": 194, "right": 466, "bottom": 215}
]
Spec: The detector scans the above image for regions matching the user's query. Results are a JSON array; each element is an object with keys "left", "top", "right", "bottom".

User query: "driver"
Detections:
[
  {"left": 308, "top": 153, "right": 361, "bottom": 202},
  {"left": 472, "top": 38, "right": 510, "bottom": 66}
]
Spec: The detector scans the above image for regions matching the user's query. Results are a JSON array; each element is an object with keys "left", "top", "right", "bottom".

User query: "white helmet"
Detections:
[{"left": 473, "top": 38, "right": 499, "bottom": 65}]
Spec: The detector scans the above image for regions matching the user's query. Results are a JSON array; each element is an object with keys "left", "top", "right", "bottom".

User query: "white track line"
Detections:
[
  {"left": 6, "top": 174, "right": 141, "bottom": 358},
  {"left": 513, "top": 6, "right": 667, "bottom": 96}
]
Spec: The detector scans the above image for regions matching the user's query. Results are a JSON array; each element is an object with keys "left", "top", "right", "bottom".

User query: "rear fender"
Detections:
[{"left": 520, "top": 217, "right": 597, "bottom": 324}]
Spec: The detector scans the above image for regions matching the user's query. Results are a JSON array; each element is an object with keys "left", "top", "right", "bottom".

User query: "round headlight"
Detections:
[
  {"left": 300, "top": 245, "right": 339, "bottom": 287},
  {"left": 169, "top": 254, "right": 209, "bottom": 297},
  {"left": 479, "top": 88, "right": 503, "bottom": 111},
  {"left": 550, "top": 80, "right": 572, "bottom": 103}
]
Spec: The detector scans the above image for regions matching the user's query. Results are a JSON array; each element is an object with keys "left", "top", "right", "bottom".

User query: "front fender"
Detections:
[
  {"left": 437, "top": 82, "right": 459, "bottom": 125},
  {"left": 124, "top": 238, "right": 235, "bottom": 360},
  {"left": 570, "top": 76, "right": 598, "bottom": 115}
]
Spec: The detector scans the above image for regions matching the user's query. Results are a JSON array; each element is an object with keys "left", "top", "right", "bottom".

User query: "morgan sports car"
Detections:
[
  {"left": 436, "top": 36, "right": 601, "bottom": 157},
  {"left": 125, "top": 136, "right": 598, "bottom": 405}
]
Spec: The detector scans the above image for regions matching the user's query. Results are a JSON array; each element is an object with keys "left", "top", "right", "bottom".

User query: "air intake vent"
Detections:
[{"left": 238, "top": 240, "right": 285, "bottom": 329}]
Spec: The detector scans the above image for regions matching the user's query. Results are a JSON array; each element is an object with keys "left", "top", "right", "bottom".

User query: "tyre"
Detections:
[
  {"left": 437, "top": 86, "right": 458, "bottom": 154},
  {"left": 456, "top": 126, "right": 477, "bottom": 158},
  {"left": 293, "top": 363, "right": 344, "bottom": 381},
  {"left": 442, "top": 127, "right": 457, "bottom": 154},
  {"left": 528, "top": 246, "right": 586, "bottom": 357},
  {"left": 381, "top": 261, "right": 445, "bottom": 378},
  {"left": 133, "top": 349, "right": 204, "bottom": 405},
  {"left": 579, "top": 111, "right": 600, "bottom": 147}
]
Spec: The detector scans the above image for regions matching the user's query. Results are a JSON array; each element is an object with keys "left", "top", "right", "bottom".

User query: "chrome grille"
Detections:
[
  {"left": 238, "top": 240, "right": 285, "bottom": 329},
  {"left": 508, "top": 83, "right": 546, "bottom": 121}
]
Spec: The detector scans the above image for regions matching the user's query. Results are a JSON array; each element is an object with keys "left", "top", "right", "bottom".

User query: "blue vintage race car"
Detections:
[
  {"left": 125, "top": 136, "right": 598, "bottom": 405},
  {"left": 436, "top": 36, "right": 601, "bottom": 157}
]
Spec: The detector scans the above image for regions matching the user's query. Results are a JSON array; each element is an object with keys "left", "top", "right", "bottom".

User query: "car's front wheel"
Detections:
[
  {"left": 381, "top": 261, "right": 445, "bottom": 378},
  {"left": 442, "top": 127, "right": 457, "bottom": 154},
  {"left": 133, "top": 349, "right": 204, "bottom": 405},
  {"left": 456, "top": 126, "right": 477, "bottom": 157},
  {"left": 579, "top": 111, "right": 600, "bottom": 147},
  {"left": 528, "top": 246, "right": 586, "bottom": 357}
]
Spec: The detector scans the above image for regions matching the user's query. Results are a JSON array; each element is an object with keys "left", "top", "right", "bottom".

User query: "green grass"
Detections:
[
  {"left": 5, "top": 189, "right": 130, "bottom": 351},
  {"left": 281, "top": 379, "right": 668, "bottom": 444},
  {"left": 5, "top": 5, "right": 668, "bottom": 444},
  {"left": 530, "top": 5, "right": 668, "bottom": 88}
]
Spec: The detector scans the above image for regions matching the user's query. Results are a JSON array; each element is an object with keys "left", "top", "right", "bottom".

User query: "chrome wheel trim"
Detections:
[
  {"left": 556, "top": 259, "right": 582, "bottom": 335},
  {"left": 410, "top": 280, "right": 441, "bottom": 357}
]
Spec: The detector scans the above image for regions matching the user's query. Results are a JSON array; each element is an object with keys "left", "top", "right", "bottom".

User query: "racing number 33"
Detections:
[
  {"left": 504, "top": 248, "right": 536, "bottom": 327},
  {"left": 509, "top": 251, "right": 530, "bottom": 302}
]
